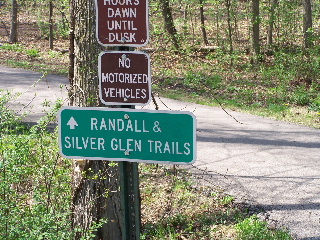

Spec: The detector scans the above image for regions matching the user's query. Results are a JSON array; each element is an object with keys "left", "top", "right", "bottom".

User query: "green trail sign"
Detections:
[{"left": 58, "top": 107, "right": 196, "bottom": 164}]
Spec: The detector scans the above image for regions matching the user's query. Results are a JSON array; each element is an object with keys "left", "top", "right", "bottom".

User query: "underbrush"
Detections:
[
  {"left": 0, "top": 90, "right": 75, "bottom": 239},
  {"left": 153, "top": 46, "right": 320, "bottom": 128},
  {"left": 140, "top": 164, "right": 292, "bottom": 240}
]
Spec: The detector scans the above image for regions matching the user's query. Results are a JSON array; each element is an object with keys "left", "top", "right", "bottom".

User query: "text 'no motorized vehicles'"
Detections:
[{"left": 99, "top": 51, "right": 151, "bottom": 105}]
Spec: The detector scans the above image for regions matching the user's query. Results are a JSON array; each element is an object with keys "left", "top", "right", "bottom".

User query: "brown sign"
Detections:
[
  {"left": 98, "top": 51, "right": 151, "bottom": 105},
  {"left": 95, "top": 0, "right": 149, "bottom": 47}
]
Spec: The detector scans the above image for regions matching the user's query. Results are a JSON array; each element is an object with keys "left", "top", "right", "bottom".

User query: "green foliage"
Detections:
[
  {"left": 0, "top": 96, "right": 74, "bottom": 239},
  {"left": 26, "top": 49, "right": 40, "bottom": 58},
  {"left": 140, "top": 165, "right": 293, "bottom": 239},
  {"left": 308, "top": 95, "right": 320, "bottom": 112},
  {"left": 37, "top": 19, "right": 51, "bottom": 39},
  {"left": 0, "top": 92, "right": 107, "bottom": 239},
  {"left": 1, "top": 44, "right": 39, "bottom": 58},
  {"left": 0, "top": 131, "right": 73, "bottom": 239},
  {"left": 236, "top": 216, "right": 292, "bottom": 240},
  {"left": 47, "top": 50, "right": 62, "bottom": 58},
  {"left": 0, "top": 90, "right": 26, "bottom": 133},
  {"left": 0, "top": 44, "right": 24, "bottom": 52},
  {"left": 184, "top": 71, "right": 222, "bottom": 90}
]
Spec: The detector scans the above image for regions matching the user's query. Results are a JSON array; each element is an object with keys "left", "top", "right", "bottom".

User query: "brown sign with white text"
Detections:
[
  {"left": 95, "top": 0, "right": 149, "bottom": 47},
  {"left": 98, "top": 51, "right": 151, "bottom": 105}
]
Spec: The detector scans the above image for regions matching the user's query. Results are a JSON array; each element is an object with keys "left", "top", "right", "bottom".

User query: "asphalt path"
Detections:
[
  {"left": 0, "top": 65, "right": 69, "bottom": 123},
  {"left": 1, "top": 65, "right": 320, "bottom": 239}
]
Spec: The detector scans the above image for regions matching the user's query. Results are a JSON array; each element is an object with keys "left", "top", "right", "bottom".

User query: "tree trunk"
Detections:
[
  {"left": 226, "top": 0, "right": 233, "bottom": 54},
  {"left": 199, "top": 0, "right": 209, "bottom": 45},
  {"left": 252, "top": 0, "right": 260, "bottom": 58},
  {"left": 267, "top": 0, "right": 278, "bottom": 45},
  {"left": 69, "top": 0, "right": 122, "bottom": 239},
  {"left": 9, "top": 0, "right": 18, "bottom": 43},
  {"left": 159, "top": 0, "right": 180, "bottom": 50},
  {"left": 49, "top": 1, "right": 54, "bottom": 50},
  {"left": 69, "top": 0, "right": 101, "bottom": 108},
  {"left": 71, "top": 161, "right": 122, "bottom": 240},
  {"left": 68, "top": 0, "right": 75, "bottom": 87},
  {"left": 303, "top": 0, "right": 313, "bottom": 48}
]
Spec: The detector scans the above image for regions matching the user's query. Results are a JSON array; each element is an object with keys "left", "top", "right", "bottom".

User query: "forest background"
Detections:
[
  {"left": 0, "top": 0, "right": 319, "bottom": 128},
  {"left": 0, "top": 0, "right": 319, "bottom": 239}
]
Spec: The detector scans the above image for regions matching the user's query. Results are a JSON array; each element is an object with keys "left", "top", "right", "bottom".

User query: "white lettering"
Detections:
[
  {"left": 104, "top": 0, "right": 139, "bottom": 5},
  {"left": 107, "top": 8, "right": 137, "bottom": 18},
  {"left": 155, "top": 141, "right": 162, "bottom": 153},
  {"left": 109, "top": 119, "right": 116, "bottom": 130},
  {"left": 108, "top": 32, "right": 136, "bottom": 43},
  {"left": 163, "top": 141, "right": 171, "bottom": 154},
  {"left": 64, "top": 136, "right": 71, "bottom": 148},
  {"left": 119, "top": 57, "right": 131, "bottom": 68},
  {"left": 91, "top": 138, "right": 97, "bottom": 150},
  {"left": 103, "top": 87, "right": 148, "bottom": 101},
  {"left": 100, "top": 118, "right": 107, "bottom": 130},
  {"left": 64, "top": 137, "right": 105, "bottom": 150},
  {"left": 126, "top": 120, "right": 134, "bottom": 131},
  {"left": 117, "top": 119, "right": 124, "bottom": 131},
  {"left": 89, "top": 118, "right": 150, "bottom": 132},
  {"left": 184, "top": 143, "right": 191, "bottom": 155},
  {"left": 82, "top": 137, "right": 89, "bottom": 149},
  {"left": 111, "top": 138, "right": 118, "bottom": 150},
  {"left": 147, "top": 140, "right": 191, "bottom": 155},
  {"left": 91, "top": 118, "right": 98, "bottom": 130},
  {"left": 111, "top": 138, "right": 142, "bottom": 152},
  {"left": 101, "top": 73, "right": 148, "bottom": 84}
]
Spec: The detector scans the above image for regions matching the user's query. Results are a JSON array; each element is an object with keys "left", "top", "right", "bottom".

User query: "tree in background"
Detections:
[
  {"left": 49, "top": 0, "right": 53, "bottom": 49},
  {"left": 199, "top": 0, "right": 209, "bottom": 45},
  {"left": 159, "top": 0, "right": 180, "bottom": 49},
  {"left": 302, "top": 0, "right": 313, "bottom": 48},
  {"left": 252, "top": 0, "right": 260, "bottom": 58},
  {"left": 267, "top": 0, "right": 278, "bottom": 46},
  {"left": 225, "top": 0, "right": 233, "bottom": 53},
  {"left": 9, "top": 0, "right": 18, "bottom": 43}
]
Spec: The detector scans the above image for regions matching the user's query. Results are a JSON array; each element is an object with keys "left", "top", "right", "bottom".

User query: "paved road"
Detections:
[
  {"left": 145, "top": 98, "right": 320, "bottom": 240},
  {"left": 0, "top": 65, "right": 69, "bottom": 123},
  {"left": 1, "top": 65, "right": 320, "bottom": 239}
]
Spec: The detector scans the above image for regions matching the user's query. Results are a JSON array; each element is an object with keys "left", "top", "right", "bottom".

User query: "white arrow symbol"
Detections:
[{"left": 67, "top": 117, "right": 78, "bottom": 130}]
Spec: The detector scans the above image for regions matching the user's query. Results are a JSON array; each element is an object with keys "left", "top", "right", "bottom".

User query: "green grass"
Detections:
[
  {"left": 25, "top": 48, "right": 40, "bottom": 58},
  {"left": 140, "top": 164, "right": 292, "bottom": 240},
  {"left": 2, "top": 59, "right": 68, "bottom": 75},
  {"left": 0, "top": 43, "right": 68, "bottom": 75},
  {"left": 236, "top": 216, "right": 292, "bottom": 240},
  {"left": 151, "top": 46, "right": 320, "bottom": 129},
  {"left": 0, "top": 43, "right": 25, "bottom": 52}
]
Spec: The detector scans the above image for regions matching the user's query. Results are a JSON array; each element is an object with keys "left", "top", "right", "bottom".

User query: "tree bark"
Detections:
[
  {"left": 199, "top": 0, "right": 209, "bottom": 45},
  {"left": 71, "top": 161, "right": 122, "bottom": 240},
  {"left": 303, "top": 0, "right": 313, "bottom": 48},
  {"left": 69, "top": 0, "right": 101, "bottom": 107},
  {"left": 252, "top": 0, "right": 260, "bottom": 58},
  {"left": 159, "top": 0, "right": 180, "bottom": 50},
  {"left": 267, "top": 0, "right": 278, "bottom": 45},
  {"left": 226, "top": 0, "right": 233, "bottom": 54},
  {"left": 68, "top": 0, "right": 75, "bottom": 87},
  {"left": 49, "top": 1, "right": 54, "bottom": 50},
  {"left": 69, "top": 0, "right": 122, "bottom": 239},
  {"left": 9, "top": 0, "right": 18, "bottom": 43}
]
